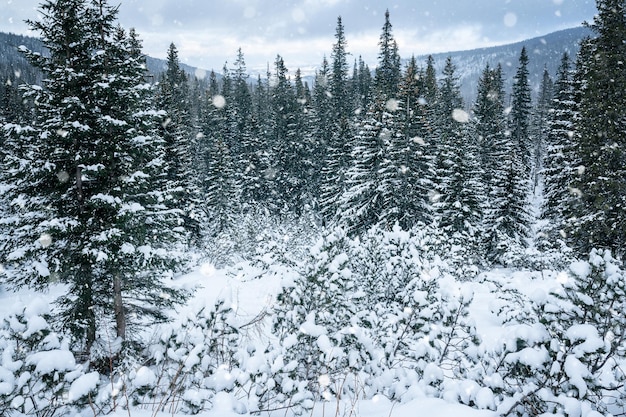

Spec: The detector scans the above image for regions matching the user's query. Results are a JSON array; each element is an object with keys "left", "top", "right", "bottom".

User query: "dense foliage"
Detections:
[{"left": 0, "top": 0, "right": 624, "bottom": 416}]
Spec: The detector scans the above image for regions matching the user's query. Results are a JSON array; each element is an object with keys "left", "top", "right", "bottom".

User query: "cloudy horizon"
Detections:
[{"left": 1, "top": 0, "right": 598, "bottom": 72}]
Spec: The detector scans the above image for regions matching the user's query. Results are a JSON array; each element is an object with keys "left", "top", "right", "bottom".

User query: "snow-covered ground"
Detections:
[{"left": 0, "top": 249, "right": 616, "bottom": 417}]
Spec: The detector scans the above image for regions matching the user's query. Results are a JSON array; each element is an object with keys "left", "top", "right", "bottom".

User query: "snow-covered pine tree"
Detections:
[
  {"left": 1, "top": 0, "right": 188, "bottom": 359},
  {"left": 330, "top": 16, "right": 352, "bottom": 122},
  {"left": 336, "top": 11, "right": 410, "bottom": 235},
  {"left": 394, "top": 56, "right": 434, "bottom": 229},
  {"left": 268, "top": 55, "right": 309, "bottom": 212},
  {"left": 540, "top": 53, "right": 578, "bottom": 252},
  {"left": 432, "top": 57, "right": 483, "bottom": 255},
  {"left": 319, "top": 18, "right": 356, "bottom": 223},
  {"left": 374, "top": 10, "right": 401, "bottom": 101},
  {"left": 510, "top": 47, "right": 533, "bottom": 172},
  {"left": 569, "top": 0, "right": 626, "bottom": 254},
  {"left": 477, "top": 63, "right": 531, "bottom": 264},
  {"left": 156, "top": 42, "right": 204, "bottom": 244},
  {"left": 354, "top": 55, "right": 373, "bottom": 113}
]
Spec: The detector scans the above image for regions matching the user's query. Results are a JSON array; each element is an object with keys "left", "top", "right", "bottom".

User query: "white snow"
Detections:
[
  {"left": 68, "top": 371, "right": 99, "bottom": 401},
  {"left": 0, "top": 244, "right": 619, "bottom": 417},
  {"left": 134, "top": 366, "right": 157, "bottom": 387},
  {"left": 27, "top": 350, "right": 75, "bottom": 374}
]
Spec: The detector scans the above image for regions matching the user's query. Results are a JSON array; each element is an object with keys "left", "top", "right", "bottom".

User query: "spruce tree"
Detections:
[
  {"left": 510, "top": 47, "right": 533, "bottom": 171},
  {"left": 374, "top": 10, "right": 401, "bottom": 100},
  {"left": 337, "top": 13, "right": 406, "bottom": 234},
  {"left": 330, "top": 16, "right": 351, "bottom": 121},
  {"left": 319, "top": 55, "right": 354, "bottom": 223},
  {"left": 268, "top": 55, "right": 308, "bottom": 212},
  {"left": 395, "top": 56, "right": 434, "bottom": 228},
  {"left": 531, "top": 68, "right": 553, "bottom": 194},
  {"left": 541, "top": 53, "right": 578, "bottom": 250},
  {"left": 156, "top": 43, "right": 203, "bottom": 243},
  {"left": 476, "top": 64, "right": 531, "bottom": 263},
  {"left": 432, "top": 57, "right": 483, "bottom": 246},
  {"left": 351, "top": 55, "right": 373, "bottom": 113},
  {"left": 1, "top": 0, "right": 188, "bottom": 358},
  {"left": 570, "top": 0, "right": 626, "bottom": 253}
]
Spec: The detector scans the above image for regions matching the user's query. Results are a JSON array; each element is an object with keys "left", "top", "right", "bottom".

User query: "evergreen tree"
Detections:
[
  {"left": 338, "top": 112, "right": 390, "bottom": 234},
  {"left": 432, "top": 57, "right": 483, "bottom": 247},
  {"left": 268, "top": 55, "right": 308, "bottom": 212},
  {"left": 510, "top": 47, "right": 533, "bottom": 171},
  {"left": 476, "top": 64, "right": 531, "bottom": 263},
  {"left": 395, "top": 56, "right": 434, "bottom": 228},
  {"left": 374, "top": 10, "right": 401, "bottom": 100},
  {"left": 423, "top": 55, "right": 439, "bottom": 107},
  {"left": 355, "top": 55, "right": 373, "bottom": 112},
  {"left": 570, "top": 0, "right": 626, "bottom": 254},
  {"left": 531, "top": 67, "right": 553, "bottom": 194},
  {"left": 330, "top": 16, "right": 351, "bottom": 121},
  {"left": 541, "top": 53, "right": 578, "bottom": 250},
  {"left": 0, "top": 0, "right": 188, "bottom": 358},
  {"left": 318, "top": 56, "right": 354, "bottom": 223},
  {"left": 475, "top": 63, "right": 507, "bottom": 192},
  {"left": 156, "top": 42, "right": 203, "bottom": 243},
  {"left": 337, "top": 14, "right": 406, "bottom": 234}
]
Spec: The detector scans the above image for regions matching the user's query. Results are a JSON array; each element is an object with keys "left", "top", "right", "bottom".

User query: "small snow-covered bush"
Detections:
[
  {"left": 271, "top": 228, "right": 378, "bottom": 412},
  {"left": 131, "top": 297, "right": 243, "bottom": 414},
  {"left": 270, "top": 226, "right": 482, "bottom": 413},
  {"left": 485, "top": 249, "right": 626, "bottom": 416},
  {"left": 0, "top": 300, "right": 92, "bottom": 417}
]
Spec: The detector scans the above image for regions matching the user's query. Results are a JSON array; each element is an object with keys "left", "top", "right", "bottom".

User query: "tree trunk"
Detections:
[{"left": 113, "top": 274, "right": 126, "bottom": 341}]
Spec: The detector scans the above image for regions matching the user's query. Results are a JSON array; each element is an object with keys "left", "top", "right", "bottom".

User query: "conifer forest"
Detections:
[{"left": 0, "top": 1, "right": 625, "bottom": 416}]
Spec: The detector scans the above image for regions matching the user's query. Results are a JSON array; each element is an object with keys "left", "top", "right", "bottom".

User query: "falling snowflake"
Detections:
[
  {"left": 385, "top": 98, "right": 400, "bottom": 112},
  {"left": 212, "top": 95, "right": 226, "bottom": 109},
  {"left": 57, "top": 171, "right": 70, "bottom": 183},
  {"left": 195, "top": 68, "right": 206, "bottom": 79},
  {"left": 452, "top": 108, "right": 469, "bottom": 123},
  {"left": 38, "top": 233, "right": 52, "bottom": 248},
  {"left": 504, "top": 12, "right": 517, "bottom": 28},
  {"left": 318, "top": 374, "right": 331, "bottom": 387}
]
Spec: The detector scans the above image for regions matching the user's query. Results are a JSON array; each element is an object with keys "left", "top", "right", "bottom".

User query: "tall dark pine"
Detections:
[
  {"left": 510, "top": 47, "right": 533, "bottom": 171},
  {"left": 330, "top": 16, "right": 351, "bottom": 120},
  {"left": 531, "top": 68, "right": 553, "bottom": 194},
  {"left": 475, "top": 63, "right": 531, "bottom": 263},
  {"left": 268, "top": 55, "right": 308, "bottom": 212},
  {"left": 354, "top": 56, "right": 372, "bottom": 112},
  {"left": 570, "top": 0, "right": 626, "bottom": 253},
  {"left": 337, "top": 15, "right": 406, "bottom": 234},
  {"left": 157, "top": 43, "right": 203, "bottom": 243},
  {"left": 395, "top": 56, "right": 434, "bottom": 228},
  {"left": 0, "top": 0, "right": 187, "bottom": 358},
  {"left": 374, "top": 10, "right": 401, "bottom": 100},
  {"left": 318, "top": 19, "right": 353, "bottom": 219},
  {"left": 433, "top": 57, "right": 483, "bottom": 242},
  {"left": 541, "top": 53, "right": 577, "bottom": 249}
]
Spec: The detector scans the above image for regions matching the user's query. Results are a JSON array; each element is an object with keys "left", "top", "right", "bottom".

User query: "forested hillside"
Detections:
[{"left": 0, "top": 0, "right": 625, "bottom": 416}]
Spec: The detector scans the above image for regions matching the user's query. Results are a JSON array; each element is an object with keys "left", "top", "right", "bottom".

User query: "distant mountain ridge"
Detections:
[
  {"left": 414, "top": 26, "right": 592, "bottom": 102},
  {"left": 0, "top": 26, "right": 591, "bottom": 100}
]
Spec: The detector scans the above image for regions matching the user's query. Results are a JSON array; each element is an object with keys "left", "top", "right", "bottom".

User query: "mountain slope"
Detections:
[
  {"left": 415, "top": 26, "right": 592, "bottom": 101},
  {"left": 0, "top": 26, "right": 591, "bottom": 98}
]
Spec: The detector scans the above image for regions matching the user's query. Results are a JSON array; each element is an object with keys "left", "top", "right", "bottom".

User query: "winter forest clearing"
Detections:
[{"left": 0, "top": 0, "right": 625, "bottom": 416}]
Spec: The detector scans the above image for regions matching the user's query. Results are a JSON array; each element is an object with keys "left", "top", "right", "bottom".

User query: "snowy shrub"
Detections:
[
  {"left": 270, "top": 226, "right": 482, "bottom": 411},
  {"left": 0, "top": 301, "right": 91, "bottom": 417},
  {"left": 485, "top": 249, "right": 626, "bottom": 416},
  {"left": 133, "top": 297, "right": 243, "bottom": 414},
  {"left": 205, "top": 207, "right": 320, "bottom": 267},
  {"left": 271, "top": 228, "right": 378, "bottom": 413}
]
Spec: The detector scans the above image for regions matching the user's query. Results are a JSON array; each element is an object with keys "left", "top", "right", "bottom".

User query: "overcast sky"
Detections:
[{"left": 1, "top": 0, "right": 597, "bottom": 73}]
